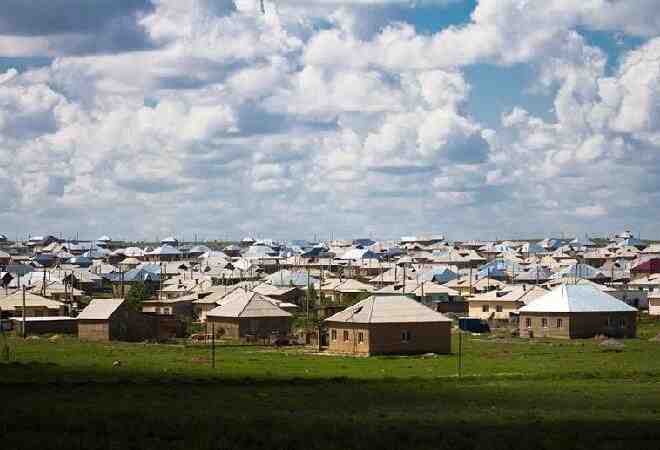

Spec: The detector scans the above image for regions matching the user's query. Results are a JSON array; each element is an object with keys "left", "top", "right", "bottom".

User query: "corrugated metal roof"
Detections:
[
  {"left": 519, "top": 284, "right": 637, "bottom": 313},
  {"left": 0, "top": 291, "right": 64, "bottom": 310},
  {"left": 325, "top": 295, "right": 451, "bottom": 324},
  {"left": 78, "top": 298, "right": 125, "bottom": 320},
  {"left": 207, "top": 290, "right": 292, "bottom": 318}
]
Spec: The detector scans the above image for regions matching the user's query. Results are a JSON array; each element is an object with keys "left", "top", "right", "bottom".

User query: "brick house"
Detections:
[
  {"left": 206, "top": 290, "right": 292, "bottom": 340},
  {"left": 78, "top": 298, "right": 176, "bottom": 341},
  {"left": 519, "top": 284, "right": 638, "bottom": 339},
  {"left": 324, "top": 295, "right": 452, "bottom": 356}
]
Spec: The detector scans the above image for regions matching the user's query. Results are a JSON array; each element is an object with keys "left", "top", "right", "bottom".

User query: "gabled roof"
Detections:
[
  {"left": 207, "top": 290, "right": 292, "bottom": 318},
  {"left": 78, "top": 298, "right": 125, "bottom": 320},
  {"left": 411, "top": 281, "right": 459, "bottom": 297},
  {"left": 336, "top": 279, "right": 373, "bottom": 293},
  {"left": 519, "top": 284, "right": 637, "bottom": 313},
  {"left": 325, "top": 295, "right": 451, "bottom": 324},
  {"left": 0, "top": 291, "right": 64, "bottom": 311}
]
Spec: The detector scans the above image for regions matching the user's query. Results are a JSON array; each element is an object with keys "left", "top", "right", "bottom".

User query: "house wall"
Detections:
[
  {"left": 326, "top": 322, "right": 451, "bottom": 355},
  {"left": 207, "top": 316, "right": 291, "bottom": 340},
  {"left": 369, "top": 322, "right": 451, "bottom": 355},
  {"left": 239, "top": 317, "right": 291, "bottom": 338},
  {"left": 325, "top": 323, "right": 371, "bottom": 355},
  {"left": 14, "top": 319, "right": 78, "bottom": 335},
  {"left": 519, "top": 311, "right": 637, "bottom": 339},
  {"left": 437, "top": 301, "right": 468, "bottom": 315},
  {"left": 468, "top": 301, "right": 522, "bottom": 320},
  {"left": 11, "top": 306, "right": 65, "bottom": 318},
  {"left": 650, "top": 298, "right": 660, "bottom": 316},
  {"left": 79, "top": 319, "right": 111, "bottom": 341},
  {"left": 519, "top": 313, "right": 571, "bottom": 339}
]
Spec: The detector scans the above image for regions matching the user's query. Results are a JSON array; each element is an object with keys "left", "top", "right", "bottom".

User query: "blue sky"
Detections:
[{"left": 0, "top": 0, "right": 659, "bottom": 241}]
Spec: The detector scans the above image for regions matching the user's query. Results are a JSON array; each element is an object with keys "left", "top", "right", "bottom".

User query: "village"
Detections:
[{"left": 1, "top": 230, "right": 657, "bottom": 354}]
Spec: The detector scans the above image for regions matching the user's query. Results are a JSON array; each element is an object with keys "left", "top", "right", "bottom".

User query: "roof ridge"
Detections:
[
  {"left": 367, "top": 295, "right": 376, "bottom": 323},
  {"left": 237, "top": 291, "right": 254, "bottom": 317}
]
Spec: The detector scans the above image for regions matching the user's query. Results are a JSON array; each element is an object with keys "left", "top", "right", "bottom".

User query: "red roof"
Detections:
[{"left": 632, "top": 258, "right": 660, "bottom": 273}]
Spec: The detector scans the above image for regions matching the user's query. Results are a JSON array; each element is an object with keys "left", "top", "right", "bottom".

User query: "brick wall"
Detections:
[
  {"left": 79, "top": 320, "right": 110, "bottom": 341},
  {"left": 649, "top": 298, "right": 660, "bottom": 316},
  {"left": 520, "top": 311, "right": 637, "bottom": 339},
  {"left": 326, "top": 321, "right": 451, "bottom": 355},
  {"left": 468, "top": 301, "right": 521, "bottom": 320},
  {"left": 369, "top": 322, "right": 451, "bottom": 355},
  {"left": 326, "top": 323, "right": 371, "bottom": 355},
  {"left": 208, "top": 316, "right": 291, "bottom": 340}
]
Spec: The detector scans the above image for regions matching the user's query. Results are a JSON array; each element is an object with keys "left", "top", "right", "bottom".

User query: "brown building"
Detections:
[
  {"left": 0, "top": 290, "right": 66, "bottom": 317},
  {"left": 468, "top": 285, "right": 547, "bottom": 323},
  {"left": 78, "top": 298, "right": 175, "bottom": 341},
  {"left": 12, "top": 316, "right": 78, "bottom": 335},
  {"left": 324, "top": 295, "right": 452, "bottom": 356},
  {"left": 206, "top": 290, "right": 292, "bottom": 340},
  {"left": 519, "top": 284, "right": 638, "bottom": 339}
]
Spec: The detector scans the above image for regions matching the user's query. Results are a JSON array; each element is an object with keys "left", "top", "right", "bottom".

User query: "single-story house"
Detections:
[
  {"left": 0, "top": 290, "right": 66, "bottom": 317},
  {"left": 206, "top": 290, "right": 293, "bottom": 340},
  {"left": 12, "top": 316, "right": 78, "bottom": 335},
  {"left": 518, "top": 284, "right": 638, "bottom": 339},
  {"left": 78, "top": 298, "right": 173, "bottom": 342},
  {"left": 468, "top": 285, "right": 547, "bottom": 322},
  {"left": 324, "top": 295, "right": 452, "bottom": 356}
]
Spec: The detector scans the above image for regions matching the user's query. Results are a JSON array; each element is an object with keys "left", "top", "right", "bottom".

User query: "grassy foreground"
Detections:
[{"left": 2, "top": 318, "right": 660, "bottom": 449}]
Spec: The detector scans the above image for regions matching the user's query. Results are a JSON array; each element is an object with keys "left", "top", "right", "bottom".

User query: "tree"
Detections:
[{"left": 125, "top": 282, "right": 154, "bottom": 311}]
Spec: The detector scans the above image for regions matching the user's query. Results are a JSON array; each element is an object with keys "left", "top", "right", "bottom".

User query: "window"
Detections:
[
  {"left": 358, "top": 332, "right": 364, "bottom": 343},
  {"left": 163, "top": 308, "right": 171, "bottom": 315},
  {"left": 331, "top": 330, "right": 337, "bottom": 341},
  {"left": 525, "top": 318, "right": 532, "bottom": 328},
  {"left": 556, "top": 318, "right": 563, "bottom": 328},
  {"left": 401, "top": 331, "right": 411, "bottom": 342},
  {"left": 606, "top": 317, "right": 612, "bottom": 327},
  {"left": 482, "top": 305, "right": 489, "bottom": 313},
  {"left": 496, "top": 305, "right": 503, "bottom": 313},
  {"left": 619, "top": 318, "right": 626, "bottom": 327},
  {"left": 541, "top": 318, "right": 548, "bottom": 328},
  {"left": 343, "top": 330, "right": 349, "bottom": 342}
]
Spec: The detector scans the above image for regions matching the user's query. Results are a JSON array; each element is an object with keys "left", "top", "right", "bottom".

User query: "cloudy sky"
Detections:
[{"left": 1, "top": 0, "right": 659, "bottom": 242}]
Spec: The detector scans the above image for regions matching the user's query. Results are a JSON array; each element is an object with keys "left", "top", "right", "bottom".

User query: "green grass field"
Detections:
[{"left": 2, "top": 317, "right": 660, "bottom": 449}]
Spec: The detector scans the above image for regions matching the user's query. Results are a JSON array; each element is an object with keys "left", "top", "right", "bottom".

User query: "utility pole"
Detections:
[
  {"left": 211, "top": 321, "right": 216, "bottom": 369},
  {"left": 457, "top": 331, "right": 463, "bottom": 378},
  {"left": 22, "top": 286, "right": 27, "bottom": 338}
]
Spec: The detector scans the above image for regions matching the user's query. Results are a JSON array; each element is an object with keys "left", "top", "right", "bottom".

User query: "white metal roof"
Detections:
[
  {"left": 77, "top": 298, "right": 125, "bottom": 320},
  {"left": 207, "top": 290, "right": 292, "bottom": 318},
  {"left": 519, "top": 284, "right": 637, "bottom": 313},
  {"left": 325, "top": 295, "right": 451, "bottom": 324}
]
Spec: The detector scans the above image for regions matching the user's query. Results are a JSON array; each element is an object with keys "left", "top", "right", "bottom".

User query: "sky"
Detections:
[{"left": 1, "top": 0, "right": 659, "bottom": 242}]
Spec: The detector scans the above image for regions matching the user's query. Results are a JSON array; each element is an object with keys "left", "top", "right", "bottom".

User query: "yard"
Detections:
[{"left": 2, "top": 317, "right": 660, "bottom": 449}]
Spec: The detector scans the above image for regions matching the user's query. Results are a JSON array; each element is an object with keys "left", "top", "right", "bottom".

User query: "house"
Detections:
[
  {"left": 0, "top": 250, "right": 10, "bottom": 267},
  {"left": 0, "top": 290, "right": 66, "bottom": 317},
  {"left": 78, "top": 298, "right": 171, "bottom": 342},
  {"left": 106, "top": 266, "right": 161, "bottom": 298},
  {"left": 141, "top": 294, "right": 194, "bottom": 318},
  {"left": 331, "top": 279, "right": 374, "bottom": 304},
  {"left": 649, "top": 292, "right": 660, "bottom": 316},
  {"left": 410, "top": 281, "right": 465, "bottom": 314},
  {"left": 12, "top": 316, "right": 78, "bottom": 335},
  {"left": 518, "top": 284, "right": 637, "bottom": 339},
  {"left": 252, "top": 283, "right": 304, "bottom": 305},
  {"left": 119, "top": 257, "right": 141, "bottom": 272},
  {"left": 446, "top": 276, "right": 506, "bottom": 297},
  {"left": 143, "top": 245, "right": 181, "bottom": 262},
  {"left": 324, "top": 295, "right": 452, "bottom": 356},
  {"left": 468, "top": 285, "right": 547, "bottom": 323},
  {"left": 206, "top": 290, "right": 293, "bottom": 340}
]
